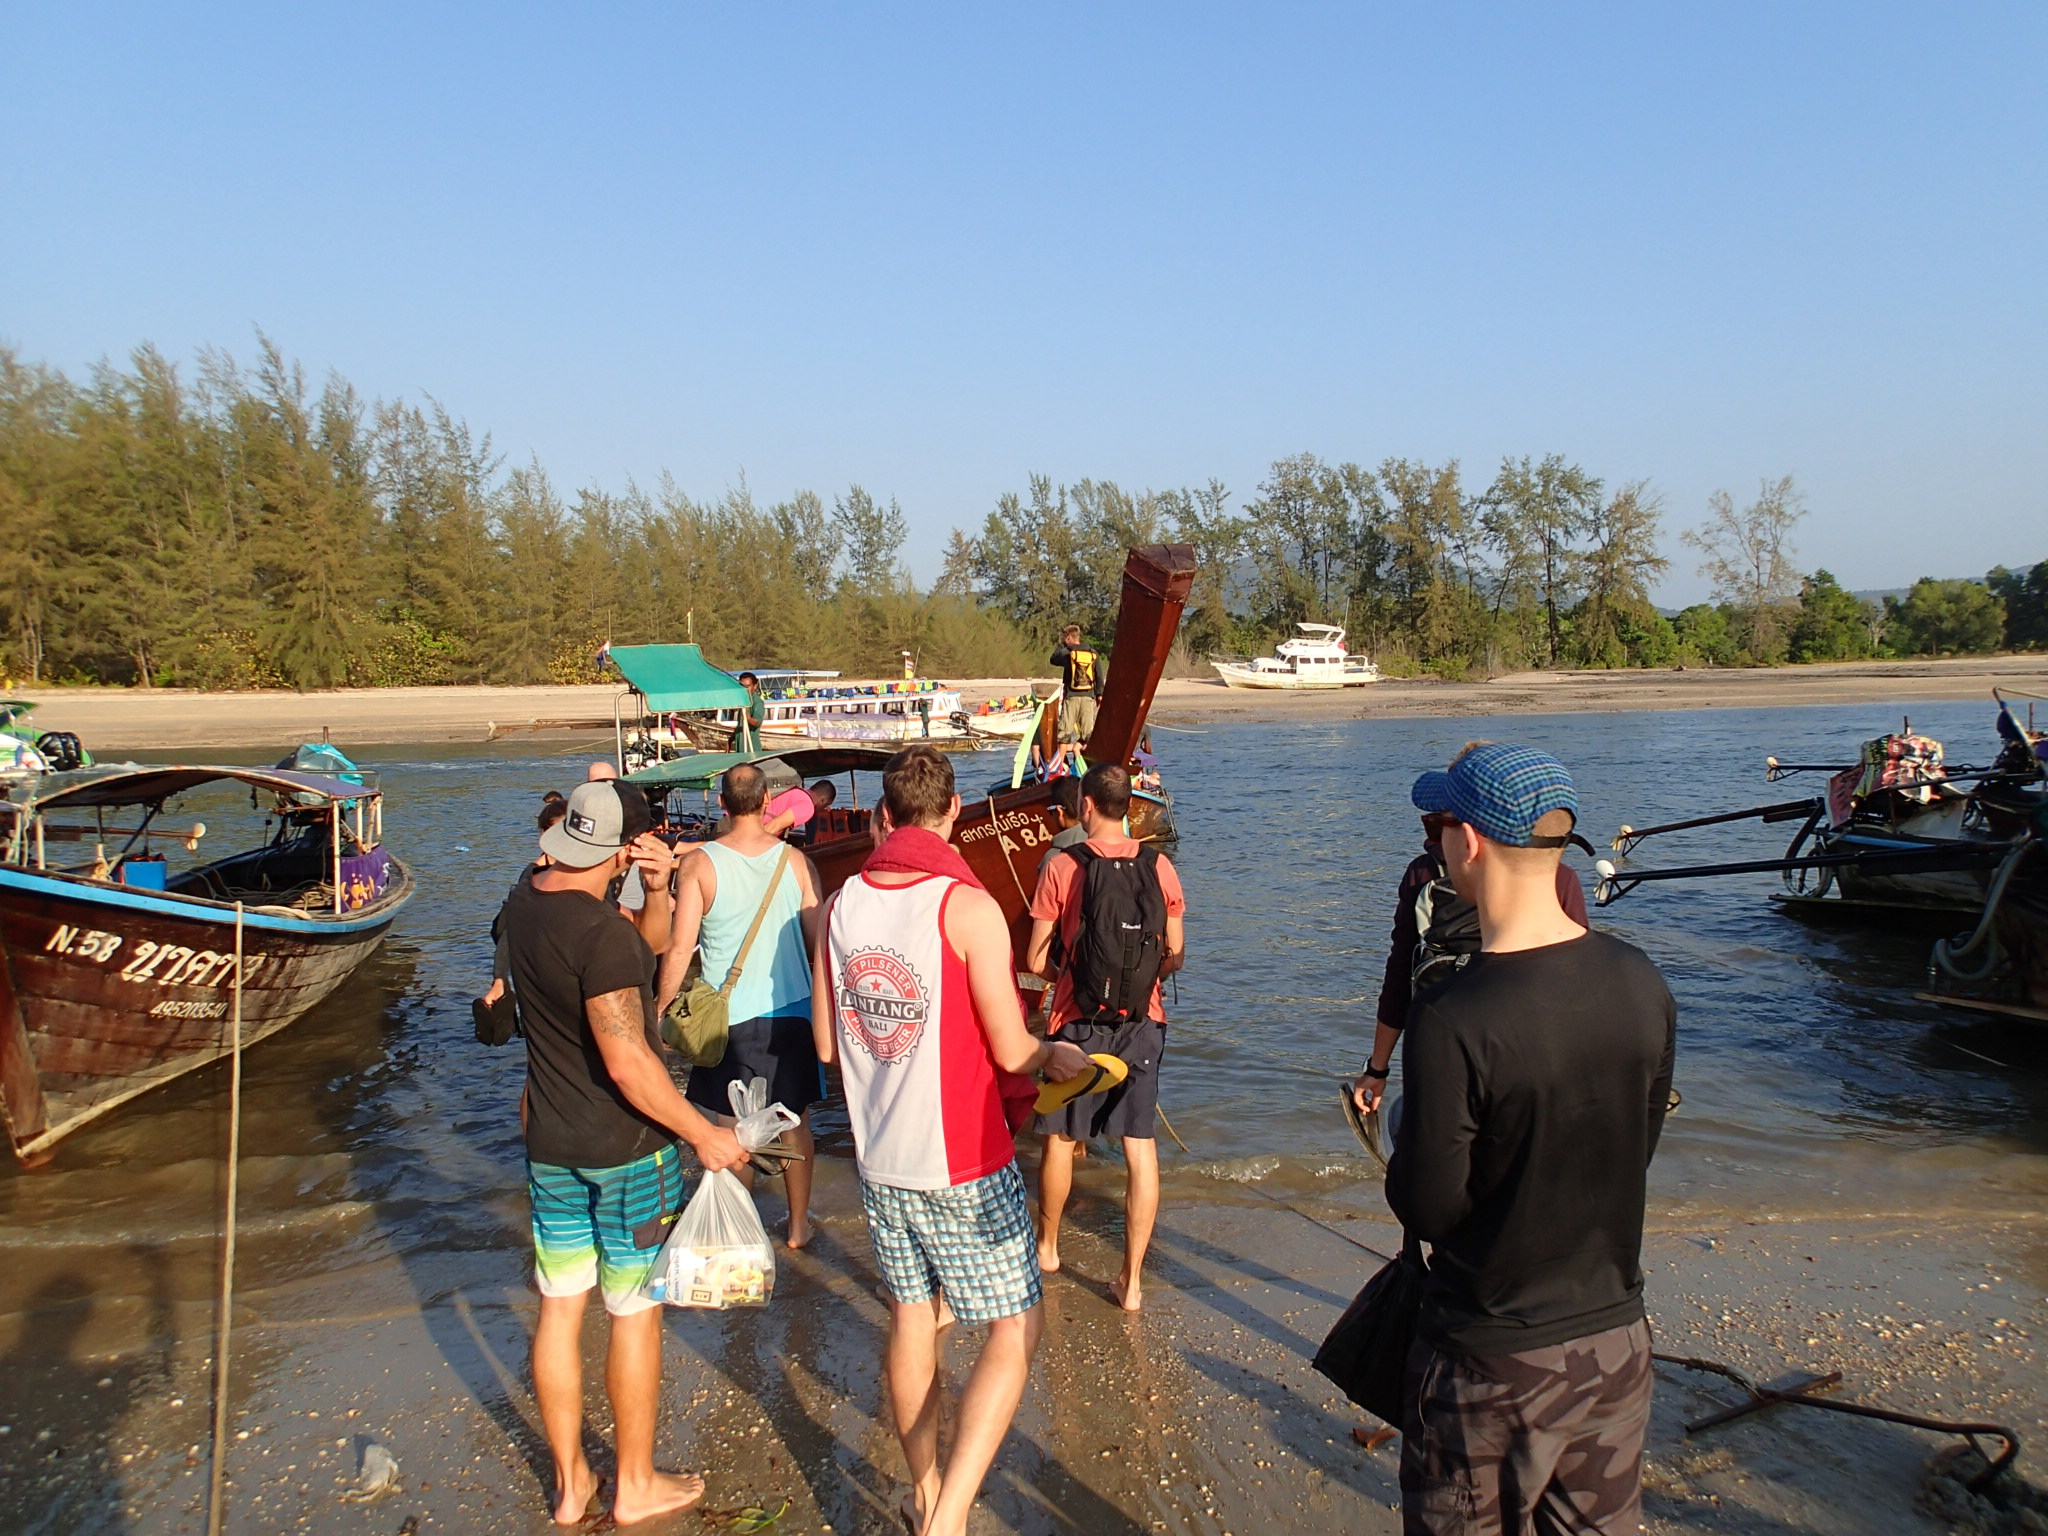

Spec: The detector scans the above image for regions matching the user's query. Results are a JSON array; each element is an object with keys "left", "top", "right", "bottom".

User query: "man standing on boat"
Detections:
[
  {"left": 763, "top": 778, "right": 836, "bottom": 841},
  {"left": 1385, "top": 744, "right": 1675, "bottom": 1536},
  {"left": 500, "top": 777, "right": 749, "bottom": 1526},
  {"left": 738, "top": 671, "right": 767, "bottom": 748},
  {"left": 1028, "top": 761, "right": 1186, "bottom": 1310},
  {"left": 812, "top": 745, "right": 1091, "bottom": 1536},
  {"left": 660, "top": 762, "right": 826, "bottom": 1247},
  {"left": 1049, "top": 623, "right": 1100, "bottom": 751}
]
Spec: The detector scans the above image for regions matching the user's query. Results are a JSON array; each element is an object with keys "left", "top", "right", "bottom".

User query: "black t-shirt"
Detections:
[
  {"left": 1050, "top": 643, "right": 1100, "bottom": 697},
  {"left": 1385, "top": 930, "right": 1676, "bottom": 1356},
  {"left": 500, "top": 877, "right": 671, "bottom": 1169}
]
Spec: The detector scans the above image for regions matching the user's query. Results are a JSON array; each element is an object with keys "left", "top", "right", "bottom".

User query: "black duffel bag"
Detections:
[{"left": 1311, "top": 1233, "right": 1427, "bottom": 1426}]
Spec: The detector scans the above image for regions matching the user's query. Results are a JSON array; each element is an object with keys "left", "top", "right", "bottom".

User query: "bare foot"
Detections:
[
  {"left": 787, "top": 1216, "right": 812, "bottom": 1251},
  {"left": 935, "top": 1295, "right": 957, "bottom": 1331},
  {"left": 900, "top": 1475, "right": 940, "bottom": 1534},
  {"left": 613, "top": 1469, "right": 706, "bottom": 1525},
  {"left": 551, "top": 1459, "right": 599, "bottom": 1526},
  {"left": 1037, "top": 1237, "right": 1061, "bottom": 1274},
  {"left": 1108, "top": 1276, "right": 1143, "bottom": 1313}
]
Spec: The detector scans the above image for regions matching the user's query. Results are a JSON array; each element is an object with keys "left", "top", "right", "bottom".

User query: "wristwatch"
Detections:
[{"left": 1361, "top": 1064, "right": 1389, "bottom": 1081}]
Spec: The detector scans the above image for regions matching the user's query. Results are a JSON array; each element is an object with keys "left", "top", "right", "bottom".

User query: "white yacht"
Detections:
[{"left": 1211, "top": 623, "right": 1381, "bottom": 690}]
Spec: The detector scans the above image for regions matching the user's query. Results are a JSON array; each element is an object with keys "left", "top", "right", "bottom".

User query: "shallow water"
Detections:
[{"left": 3, "top": 701, "right": 2046, "bottom": 1312}]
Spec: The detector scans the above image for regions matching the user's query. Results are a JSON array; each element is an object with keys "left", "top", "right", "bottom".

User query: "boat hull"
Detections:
[
  {"left": 1128, "top": 789, "right": 1175, "bottom": 845},
  {"left": 0, "top": 862, "right": 413, "bottom": 1162},
  {"left": 1998, "top": 889, "right": 2048, "bottom": 1011}
]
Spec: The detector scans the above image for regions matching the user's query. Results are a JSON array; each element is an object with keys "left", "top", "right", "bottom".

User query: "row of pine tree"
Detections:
[{"left": 1, "top": 340, "right": 2040, "bottom": 689}]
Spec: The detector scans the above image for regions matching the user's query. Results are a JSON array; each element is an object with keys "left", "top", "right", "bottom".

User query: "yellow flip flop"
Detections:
[{"left": 1033, "top": 1052, "right": 1129, "bottom": 1116}]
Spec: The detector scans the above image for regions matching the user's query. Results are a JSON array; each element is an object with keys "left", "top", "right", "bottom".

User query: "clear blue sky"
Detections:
[{"left": 4, "top": 4, "right": 2042, "bottom": 602}]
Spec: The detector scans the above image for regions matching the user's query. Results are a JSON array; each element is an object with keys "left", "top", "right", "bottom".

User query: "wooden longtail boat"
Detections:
[
  {"left": 809, "top": 544, "right": 1196, "bottom": 937},
  {"left": 627, "top": 544, "right": 1198, "bottom": 944},
  {"left": 1596, "top": 697, "right": 2046, "bottom": 921},
  {"left": 0, "top": 764, "right": 412, "bottom": 1164}
]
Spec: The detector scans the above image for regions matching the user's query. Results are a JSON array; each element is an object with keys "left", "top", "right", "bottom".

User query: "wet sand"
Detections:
[
  {"left": 5, "top": 1151, "right": 2043, "bottom": 1534},
  {"left": 21, "top": 652, "right": 2048, "bottom": 752}
]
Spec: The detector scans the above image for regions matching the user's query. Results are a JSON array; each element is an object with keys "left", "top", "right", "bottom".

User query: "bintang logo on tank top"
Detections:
[{"left": 837, "top": 948, "right": 931, "bottom": 1064}]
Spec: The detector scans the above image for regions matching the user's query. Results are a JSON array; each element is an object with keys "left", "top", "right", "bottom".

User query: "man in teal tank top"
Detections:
[{"left": 657, "top": 762, "right": 826, "bottom": 1247}]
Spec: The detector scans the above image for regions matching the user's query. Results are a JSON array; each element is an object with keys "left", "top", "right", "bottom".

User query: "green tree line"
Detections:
[
  {"left": 0, "top": 340, "right": 1036, "bottom": 687},
  {"left": 1, "top": 339, "right": 2041, "bottom": 688}
]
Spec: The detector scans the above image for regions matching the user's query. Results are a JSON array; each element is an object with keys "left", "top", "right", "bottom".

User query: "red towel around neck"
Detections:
[
  {"left": 863, "top": 824, "right": 985, "bottom": 888},
  {"left": 862, "top": 824, "right": 1038, "bottom": 1129}
]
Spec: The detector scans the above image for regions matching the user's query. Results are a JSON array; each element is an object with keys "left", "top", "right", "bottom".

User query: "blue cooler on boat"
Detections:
[{"left": 119, "top": 855, "right": 168, "bottom": 889}]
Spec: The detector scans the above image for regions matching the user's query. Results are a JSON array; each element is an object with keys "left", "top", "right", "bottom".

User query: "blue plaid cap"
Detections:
[
  {"left": 1410, "top": 769, "right": 1453, "bottom": 813},
  {"left": 1442, "top": 743, "right": 1577, "bottom": 847}
]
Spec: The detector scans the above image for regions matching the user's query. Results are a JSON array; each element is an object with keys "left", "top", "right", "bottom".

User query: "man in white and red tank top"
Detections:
[{"left": 812, "top": 746, "right": 1088, "bottom": 1536}]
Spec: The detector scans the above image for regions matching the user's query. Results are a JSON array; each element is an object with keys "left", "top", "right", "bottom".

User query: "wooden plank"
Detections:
[
  {"left": 0, "top": 941, "right": 50, "bottom": 1151},
  {"left": 1915, "top": 992, "right": 2048, "bottom": 1025}
]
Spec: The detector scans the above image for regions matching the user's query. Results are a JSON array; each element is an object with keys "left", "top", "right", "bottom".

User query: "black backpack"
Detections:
[
  {"left": 1410, "top": 873, "right": 1481, "bottom": 996},
  {"left": 1063, "top": 844, "right": 1168, "bottom": 1024}
]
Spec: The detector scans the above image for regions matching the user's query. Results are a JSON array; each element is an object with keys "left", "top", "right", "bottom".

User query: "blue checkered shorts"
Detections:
[{"left": 858, "top": 1161, "right": 1042, "bottom": 1325}]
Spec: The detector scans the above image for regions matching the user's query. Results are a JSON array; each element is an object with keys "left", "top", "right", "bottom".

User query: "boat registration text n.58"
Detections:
[{"left": 45, "top": 924, "right": 270, "bottom": 988}]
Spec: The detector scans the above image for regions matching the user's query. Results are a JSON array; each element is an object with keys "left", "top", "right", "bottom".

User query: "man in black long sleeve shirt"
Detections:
[{"left": 1385, "top": 745, "right": 1675, "bottom": 1536}]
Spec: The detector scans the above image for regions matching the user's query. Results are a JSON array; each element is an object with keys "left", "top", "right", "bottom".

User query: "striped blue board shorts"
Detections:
[
  {"left": 528, "top": 1143, "right": 685, "bottom": 1316},
  {"left": 858, "top": 1161, "right": 1042, "bottom": 1326}
]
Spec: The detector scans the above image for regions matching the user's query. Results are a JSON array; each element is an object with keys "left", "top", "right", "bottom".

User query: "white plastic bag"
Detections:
[
  {"left": 727, "top": 1078, "right": 800, "bottom": 1151},
  {"left": 644, "top": 1169, "right": 775, "bottom": 1309},
  {"left": 641, "top": 1082, "right": 798, "bottom": 1309}
]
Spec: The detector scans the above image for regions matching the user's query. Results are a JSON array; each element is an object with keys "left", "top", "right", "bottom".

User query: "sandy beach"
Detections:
[
  {"left": 18, "top": 653, "right": 2048, "bottom": 753},
  {"left": 6, "top": 1153, "right": 2042, "bottom": 1535}
]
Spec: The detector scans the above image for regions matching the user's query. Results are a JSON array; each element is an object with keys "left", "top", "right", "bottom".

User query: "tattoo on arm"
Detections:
[{"left": 588, "top": 988, "right": 644, "bottom": 1040}]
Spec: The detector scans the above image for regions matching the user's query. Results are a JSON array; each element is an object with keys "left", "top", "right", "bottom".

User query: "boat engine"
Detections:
[{"left": 36, "top": 731, "right": 85, "bottom": 771}]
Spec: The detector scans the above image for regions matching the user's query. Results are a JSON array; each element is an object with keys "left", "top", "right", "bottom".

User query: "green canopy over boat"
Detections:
[
  {"left": 624, "top": 745, "right": 893, "bottom": 793},
  {"left": 610, "top": 644, "right": 753, "bottom": 713}
]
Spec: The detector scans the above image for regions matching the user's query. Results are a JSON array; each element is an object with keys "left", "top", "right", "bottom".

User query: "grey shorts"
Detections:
[
  {"left": 1058, "top": 693, "right": 1097, "bottom": 744},
  {"left": 1400, "top": 1318, "right": 1653, "bottom": 1535},
  {"left": 858, "top": 1162, "right": 1042, "bottom": 1325}
]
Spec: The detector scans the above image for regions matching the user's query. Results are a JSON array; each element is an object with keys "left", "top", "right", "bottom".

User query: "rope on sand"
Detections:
[
  {"left": 1155, "top": 1103, "right": 1392, "bottom": 1264},
  {"left": 206, "top": 903, "right": 246, "bottom": 1536}
]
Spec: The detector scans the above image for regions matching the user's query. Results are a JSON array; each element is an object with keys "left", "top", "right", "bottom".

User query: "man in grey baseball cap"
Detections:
[
  {"left": 501, "top": 774, "right": 739, "bottom": 1525},
  {"left": 541, "top": 776, "right": 653, "bottom": 864},
  {"left": 567, "top": 765, "right": 675, "bottom": 953}
]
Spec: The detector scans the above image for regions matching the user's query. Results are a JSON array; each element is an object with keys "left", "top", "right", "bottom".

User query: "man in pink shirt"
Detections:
[
  {"left": 763, "top": 779, "right": 836, "bottom": 839},
  {"left": 1026, "top": 762, "right": 1186, "bottom": 1311}
]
